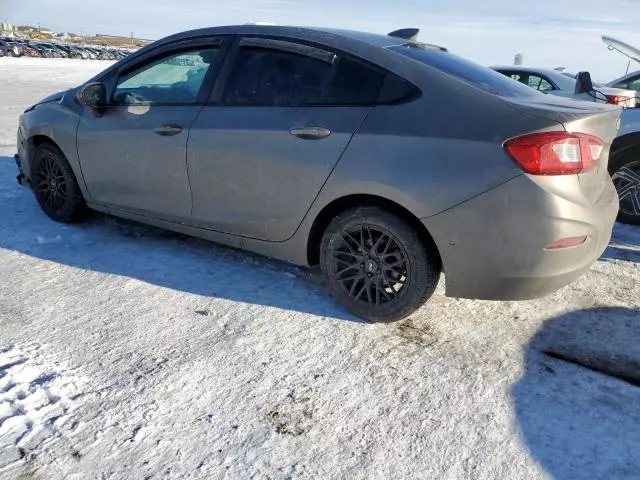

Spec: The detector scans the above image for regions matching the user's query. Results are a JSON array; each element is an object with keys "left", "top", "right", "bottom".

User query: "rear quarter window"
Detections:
[{"left": 389, "top": 45, "right": 538, "bottom": 98}]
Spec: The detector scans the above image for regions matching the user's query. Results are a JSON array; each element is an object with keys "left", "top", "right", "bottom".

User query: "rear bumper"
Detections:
[{"left": 422, "top": 173, "right": 619, "bottom": 300}]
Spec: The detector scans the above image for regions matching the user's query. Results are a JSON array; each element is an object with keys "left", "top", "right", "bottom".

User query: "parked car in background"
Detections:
[
  {"left": 0, "top": 37, "right": 132, "bottom": 61},
  {"left": 29, "top": 43, "right": 60, "bottom": 58},
  {"left": 602, "top": 36, "right": 640, "bottom": 97},
  {"left": 560, "top": 71, "right": 639, "bottom": 108},
  {"left": 608, "top": 70, "right": 640, "bottom": 95},
  {"left": 14, "top": 25, "right": 621, "bottom": 321},
  {"left": 609, "top": 107, "right": 640, "bottom": 225},
  {"left": 0, "top": 40, "right": 23, "bottom": 57},
  {"left": 599, "top": 36, "right": 640, "bottom": 224},
  {"left": 40, "top": 43, "right": 69, "bottom": 58},
  {"left": 22, "top": 45, "right": 40, "bottom": 57},
  {"left": 492, "top": 66, "right": 637, "bottom": 107}
]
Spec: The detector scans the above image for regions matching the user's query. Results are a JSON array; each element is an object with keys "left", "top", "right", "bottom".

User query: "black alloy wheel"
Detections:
[
  {"left": 610, "top": 147, "right": 640, "bottom": 226},
  {"left": 330, "top": 224, "right": 411, "bottom": 307},
  {"left": 32, "top": 144, "right": 88, "bottom": 223},
  {"left": 321, "top": 207, "right": 441, "bottom": 322},
  {"left": 612, "top": 160, "right": 640, "bottom": 224}
]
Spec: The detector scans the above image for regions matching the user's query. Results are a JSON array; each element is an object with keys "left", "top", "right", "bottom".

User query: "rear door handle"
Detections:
[
  {"left": 289, "top": 127, "right": 331, "bottom": 140},
  {"left": 154, "top": 124, "right": 183, "bottom": 136}
]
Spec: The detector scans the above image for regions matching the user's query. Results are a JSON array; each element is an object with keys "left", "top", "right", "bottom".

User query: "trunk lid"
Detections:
[{"left": 501, "top": 95, "right": 622, "bottom": 203}]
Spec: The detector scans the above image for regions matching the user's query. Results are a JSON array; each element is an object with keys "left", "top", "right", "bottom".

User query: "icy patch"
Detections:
[
  {"left": 0, "top": 344, "right": 84, "bottom": 472},
  {"left": 36, "top": 235, "right": 62, "bottom": 245}
]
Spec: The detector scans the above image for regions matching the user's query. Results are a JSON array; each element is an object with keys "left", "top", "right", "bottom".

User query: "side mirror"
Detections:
[
  {"left": 575, "top": 71, "right": 594, "bottom": 94},
  {"left": 78, "top": 82, "right": 106, "bottom": 113}
]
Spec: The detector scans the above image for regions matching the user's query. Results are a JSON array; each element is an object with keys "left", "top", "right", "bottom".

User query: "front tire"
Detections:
[
  {"left": 32, "top": 144, "right": 88, "bottom": 223},
  {"left": 610, "top": 147, "right": 640, "bottom": 225},
  {"left": 320, "top": 206, "right": 441, "bottom": 323}
]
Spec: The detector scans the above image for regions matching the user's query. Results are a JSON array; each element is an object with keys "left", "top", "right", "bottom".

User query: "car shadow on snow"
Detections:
[
  {"left": 0, "top": 157, "right": 363, "bottom": 322},
  {"left": 513, "top": 307, "right": 640, "bottom": 480}
]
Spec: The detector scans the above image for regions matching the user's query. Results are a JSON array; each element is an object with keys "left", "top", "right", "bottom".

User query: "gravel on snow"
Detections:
[{"left": 1, "top": 57, "right": 639, "bottom": 480}]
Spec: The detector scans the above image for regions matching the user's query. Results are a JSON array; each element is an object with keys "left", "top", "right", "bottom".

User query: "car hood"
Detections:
[{"left": 34, "top": 89, "right": 73, "bottom": 106}]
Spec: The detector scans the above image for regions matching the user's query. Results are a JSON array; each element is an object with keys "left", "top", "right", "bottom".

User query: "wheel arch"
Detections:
[{"left": 306, "top": 193, "right": 441, "bottom": 267}]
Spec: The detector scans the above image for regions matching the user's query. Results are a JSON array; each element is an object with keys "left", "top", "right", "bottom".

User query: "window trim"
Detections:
[
  {"left": 106, "top": 36, "right": 232, "bottom": 107},
  {"left": 208, "top": 34, "right": 419, "bottom": 108}
]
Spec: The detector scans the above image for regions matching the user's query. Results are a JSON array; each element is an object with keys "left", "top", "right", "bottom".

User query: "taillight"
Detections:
[
  {"left": 504, "top": 132, "right": 603, "bottom": 175},
  {"left": 606, "top": 95, "right": 632, "bottom": 107}
]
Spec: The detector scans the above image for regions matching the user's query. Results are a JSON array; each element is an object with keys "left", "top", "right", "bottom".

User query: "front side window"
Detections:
[{"left": 113, "top": 48, "right": 219, "bottom": 105}]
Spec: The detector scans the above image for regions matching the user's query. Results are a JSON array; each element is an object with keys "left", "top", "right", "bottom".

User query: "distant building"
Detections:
[{"left": 94, "top": 34, "right": 153, "bottom": 47}]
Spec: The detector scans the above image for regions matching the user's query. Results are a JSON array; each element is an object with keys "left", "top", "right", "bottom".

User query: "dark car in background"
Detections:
[{"left": 0, "top": 40, "right": 23, "bottom": 57}]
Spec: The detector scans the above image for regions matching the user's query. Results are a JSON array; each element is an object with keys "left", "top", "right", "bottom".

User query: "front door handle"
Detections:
[
  {"left": 154, "top": 124, "right": 183, "bottom": 136},
  {"left": 289, "top": 127, "right": 331, "bottom": 140}
]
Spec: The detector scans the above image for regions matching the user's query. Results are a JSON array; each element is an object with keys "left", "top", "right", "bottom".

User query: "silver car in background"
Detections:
[
  {"left": 492, "top": 65, "right": 638, "bottom": 108},
  {"left": 14, "top": 25, "right": 621, "bottom": 322}
]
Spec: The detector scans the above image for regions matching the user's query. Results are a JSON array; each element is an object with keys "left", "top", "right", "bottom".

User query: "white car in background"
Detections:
[
  {"left": 600, "top": 36, "right": 640, "bottom": 225},
  {"left": 603, "top": 36, "right": 640, "bottom": 97},
  {"left": 491, "top": 65, "right": 638, "bottom": 108}
]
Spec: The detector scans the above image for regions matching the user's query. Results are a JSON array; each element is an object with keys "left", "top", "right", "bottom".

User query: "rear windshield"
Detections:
[{"left": 389, "top": 44, "right": 538, "bottom": 98}]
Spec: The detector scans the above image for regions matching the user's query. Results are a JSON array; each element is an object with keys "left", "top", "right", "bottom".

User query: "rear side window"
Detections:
[
  {"left": 325, "top": 57, "right": 385, "bottom": 105},
  {"left": 222, "top": 43, "right": 333, "bottom": 106},
  {"left": 389, "top": 45, "right": 537, "bottom": 98},
  {"left": 222, "top": 38, "right": 390, "bottom": 107}
]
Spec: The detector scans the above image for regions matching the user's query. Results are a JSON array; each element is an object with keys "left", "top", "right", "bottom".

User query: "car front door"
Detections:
[
  {"left": 187, "top": 37, "right": 385, "bottom": 241},
  {"left": 76, "top": 39, "right": 227, "bottom": 222}
]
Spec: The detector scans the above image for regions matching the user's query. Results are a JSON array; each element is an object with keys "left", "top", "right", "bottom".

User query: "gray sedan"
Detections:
[{"left": 15, "top": 25, "right": 620, "bottom": 322}]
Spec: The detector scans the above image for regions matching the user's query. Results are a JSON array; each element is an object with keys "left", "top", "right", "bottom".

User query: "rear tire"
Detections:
[
  {"left": 609, "top": 147, "right": 640, "bottom": 226},
  {"left": 31, "top": 143, "right": 88, "bottom": 223},
  {"left": 320, "top": 206, "right": 441, "bottom": 323}
]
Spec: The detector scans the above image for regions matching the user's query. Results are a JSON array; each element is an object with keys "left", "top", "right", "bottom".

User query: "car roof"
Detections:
[{"left": 154, "top": 25, "right": 444, "bottom": 50}]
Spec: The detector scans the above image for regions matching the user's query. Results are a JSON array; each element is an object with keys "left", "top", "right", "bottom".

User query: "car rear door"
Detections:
[
  {"left": 76, "top": 37, "right": 229, "bottom": 222},
  {"left": 186, "top": 37, "right": 385, "bottom": 241}
]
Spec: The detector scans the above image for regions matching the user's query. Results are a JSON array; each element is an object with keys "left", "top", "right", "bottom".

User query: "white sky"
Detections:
[{"left": 2, "top": 0, "right": 640, "bottom": 81}]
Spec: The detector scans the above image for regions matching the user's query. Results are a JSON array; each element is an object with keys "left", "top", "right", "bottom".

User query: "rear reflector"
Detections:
[
  {"left": 504, "top": 132, "right": 604, "bottom": 175},
  {"left": 545, "top": 236, "right": 588, "bottom": 250}
]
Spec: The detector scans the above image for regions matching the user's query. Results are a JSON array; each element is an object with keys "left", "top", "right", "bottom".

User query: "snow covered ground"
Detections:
[{"left": 0, "top": 57, "right": 640, "bottom": 479}]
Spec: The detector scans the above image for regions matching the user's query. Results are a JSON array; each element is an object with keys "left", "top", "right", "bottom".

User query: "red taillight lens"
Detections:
[
  {"left": 606, "top": 95, "right": 631, "bottom": 107},
  {"left": 504, "top": 132, "right": 603, "bottom": 175}
]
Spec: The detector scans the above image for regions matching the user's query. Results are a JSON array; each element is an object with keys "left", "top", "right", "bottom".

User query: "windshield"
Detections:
[{"left": 389, "top": 44, "right": 538, "bottom": 98}]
